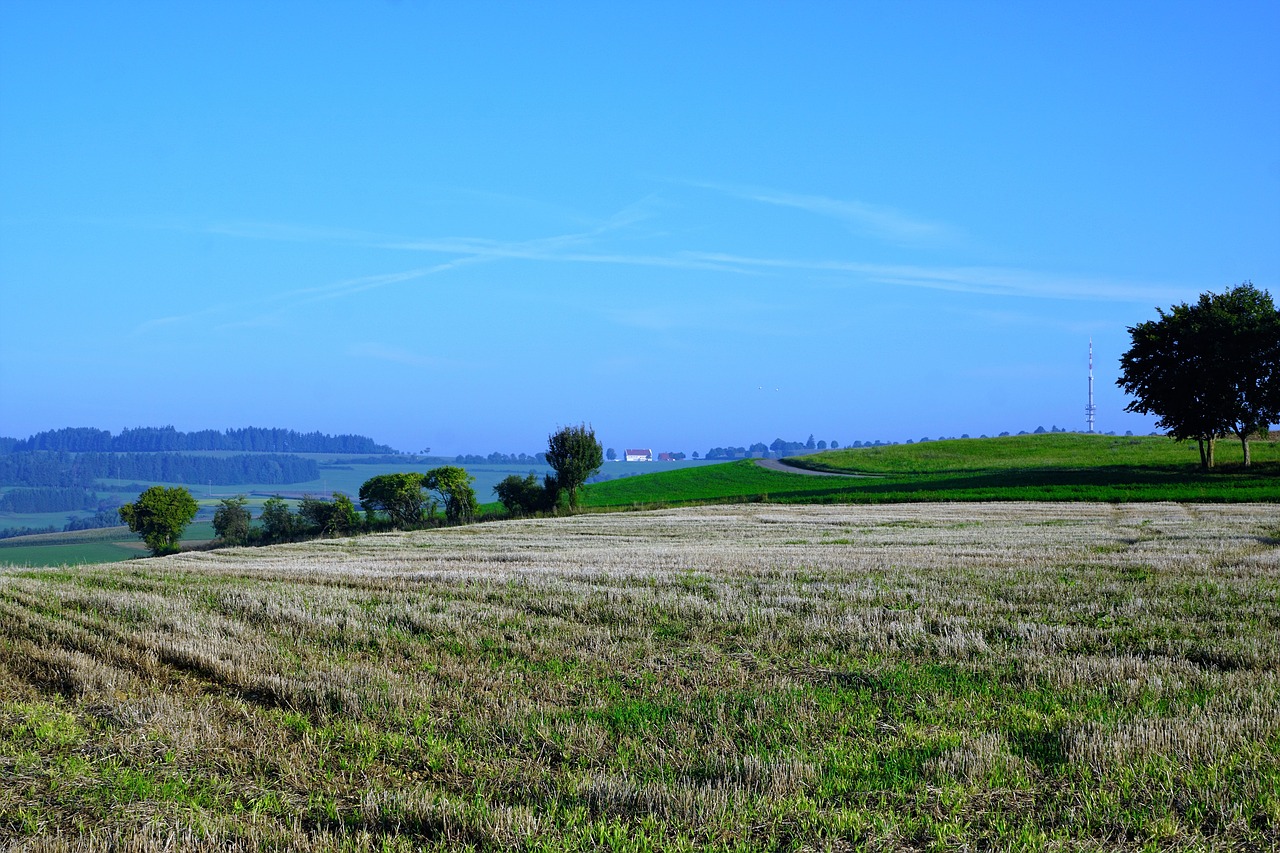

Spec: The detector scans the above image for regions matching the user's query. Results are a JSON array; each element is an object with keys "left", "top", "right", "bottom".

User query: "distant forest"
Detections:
[
  {"left": 0, "top": 452, "right": 320, "bottom": 488},
  {"left": 0, "top": 426, "right": 396, "bottom": 455},
  {"left": 0, "top": 427, "right": 393, "bottom": 535},
  {"left": 0, "top": 486, "right": 99, "bottom": 513}
]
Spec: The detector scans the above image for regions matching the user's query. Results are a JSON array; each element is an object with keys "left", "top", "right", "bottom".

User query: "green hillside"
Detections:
[
  {"left": 581, "top": 433, "right": 1280, "bottom": 508},
  {"left": 789, "top": 432, "right": 1269, "bottom": 474}
]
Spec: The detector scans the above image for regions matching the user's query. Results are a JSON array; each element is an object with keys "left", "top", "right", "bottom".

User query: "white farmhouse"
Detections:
[{"left": 624, "top": 448, "right": 653, "bottom": 462}]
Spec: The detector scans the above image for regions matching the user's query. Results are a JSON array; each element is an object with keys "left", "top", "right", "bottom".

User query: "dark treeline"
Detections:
[
  {"left": 5, "top": 426, "right": 396, "bottom": 454},
  {"left": 0, "top": 509, "right": 126, "bottom": 540},
  {"left": 62, "top": 509, "right": 124, "bottom": 532},
  {"left": 453, "top": 452, "right": 547, "bottom": 466},
  {"left": 0, "top": 487, "right": 100, "bottom": 513},
  {"left": 0, "top": 453, "right": 95, "bottom": 488},
  {"left": 704, "top": 436, "right": 841, "bottom": 459},
  {"left": 703, "top": 446, "right": 753, "bottom": 460},
  {"left": 0, "top": 452, "right": 319, "bottom": 487},
  {"left": 0, "top": 525, "right": 59, "bottom": 540},
  {"left": 323, "top": 455, "right": 418, "bottom": 466}
]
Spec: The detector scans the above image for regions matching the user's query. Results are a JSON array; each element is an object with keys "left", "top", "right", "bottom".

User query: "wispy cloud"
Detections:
[
  {"left": 347, "top": 342, "right": 453, "bottom": 369},
  {"left": 204, "top": 221, "right": 393, "bottom": 244},
  {"left": 131, "top": 214, "right": 608, "bottom": 335},
  {"left": 131, "top": 263, "right": 472, "bottom": 335},
  {"left": 134, "top": 189, "right": 1186, "bottom": 338},
  {"left": 680, "top": 180, "right": 963, "bottom": 248},
  {"left": 133, "top": 305, "right": 227, "bottom": 334},
  {"left": 679, "top": 252, "right": 1185, "bottom": 304}
]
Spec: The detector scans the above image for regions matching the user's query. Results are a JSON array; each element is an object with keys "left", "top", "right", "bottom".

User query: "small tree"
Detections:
[
  {"left": 212, "top": 495, "right": 252, "bottom": 546},
  {"left": 119, "top": 485, "right": 198, "bottom": 556},
  {"left": 259, "top": 496, "right": 296, "bottom": 543},
  {"left": 494, "top": 473, "right": 547, "bottom": 517},
  {"left": 299, "top": 493, "right": 361, "bottom": 537},
  {"left": 606, "top": 447, "right": 617, "bottom": 461},
  {"left": 545, "top": 424, "right": 603, "bottom": 511},
  {"left": 332, "top": 493, "right": 362, "bottom": 534},
  {"left": 358, "top": 473, "right": 425, "bottom": 527},
  {"left": 424, "top": 466, "right": 477, "bottom": 524}
]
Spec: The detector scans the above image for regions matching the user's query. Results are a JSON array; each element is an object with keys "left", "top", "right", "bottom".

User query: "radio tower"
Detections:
[{"left": 1085, "top": 339, "right": 1097, "bottom": 433}]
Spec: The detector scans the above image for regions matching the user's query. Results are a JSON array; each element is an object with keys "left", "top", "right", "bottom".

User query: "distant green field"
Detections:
[
  {"left": 0, "top": 508, "right": 86, "bottom": 532},
  {"left": 0, "top": 541, "right": 144, "bottom": 566},
  {"left": 0, "top": 522, "right": 217, "bottom": 568},
  {"left": 582, "top": 434, "right": 1280, "bottom": 508}
]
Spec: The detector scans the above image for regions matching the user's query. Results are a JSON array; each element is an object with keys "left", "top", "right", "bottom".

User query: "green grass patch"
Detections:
[
  {"left": 582, "top": 434, "right": 1280, "bottom": 508},
  {"left": 796, "top": 432, "right": 1274, "bottom": 473}
]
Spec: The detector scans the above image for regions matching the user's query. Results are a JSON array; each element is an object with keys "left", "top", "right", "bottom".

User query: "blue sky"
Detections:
[{"left": 2, "top": 1, "right": 1277, "bottom": 455}]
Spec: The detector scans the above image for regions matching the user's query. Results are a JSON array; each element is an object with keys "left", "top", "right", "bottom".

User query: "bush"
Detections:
[
  {"left": 358, "top": 473, "right": 425, "bottom": 528},
  {"left": 494, "top": 473, "right": 549, "bottom": 517},
  {"left": 300, "top": 493, "right": 362, "bottom": 537},
  {"left": 213, "top": 496, "right": 252, "bottom": 546},
  {"left": 258, "top": 496, "right": 296, "bottom": 544}
]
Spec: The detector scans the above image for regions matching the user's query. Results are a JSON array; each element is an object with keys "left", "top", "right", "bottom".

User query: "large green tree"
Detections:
[
  {"left": 1197, "top": 284, "right": 1280, "bottom": 465},
  {"left": 545, "top": 424, "right": 603, "bottom": 510},
  {"left": 423, "top": 466, "right": 477, "bottom": 524},
  {"left": 118, "top": 485, "right": 198, "bottom": 556},
  {"left": 358, "top": 473, "right": 426, "bottom": 527},
  {"left": 1118, "top": 282, "right": 1280, "bottom": 467}
]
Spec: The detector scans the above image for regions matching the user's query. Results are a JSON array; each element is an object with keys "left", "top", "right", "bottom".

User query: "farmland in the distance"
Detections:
[
  {"left": 3, "top": 435, "right": 1277, "bottom": 567},
  {"left": 0, "top": 458, "right": 723, "bottom": 567},
  {"left": 2, "top": 502, "right": 1277, "bottom": 850}
]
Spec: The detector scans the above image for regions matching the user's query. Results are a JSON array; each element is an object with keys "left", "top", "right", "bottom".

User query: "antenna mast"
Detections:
[{"left": 1085, "top": 338, "right": 1097, "bottom": 433}]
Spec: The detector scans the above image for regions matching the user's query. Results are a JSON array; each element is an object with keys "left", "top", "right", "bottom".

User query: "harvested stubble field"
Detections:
[{"left": 2, "top": 503, "right": 1278, "bottom": 851}]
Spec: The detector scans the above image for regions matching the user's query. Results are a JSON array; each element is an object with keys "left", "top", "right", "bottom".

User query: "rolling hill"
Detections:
[{"left": 580, "top": 433, "right": 1280, "bottom": 508}]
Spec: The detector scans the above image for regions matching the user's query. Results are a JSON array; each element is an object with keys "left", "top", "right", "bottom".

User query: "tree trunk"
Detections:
[
  {"left": 1240, "top": 432, "right": 1252, "bottom": 467},
  {"left": 1206, "top": 437, "right": 1215, "bottom": 469},
  {"left": 1197, "top": 439, "right": 1207, "bottom": 469}
]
